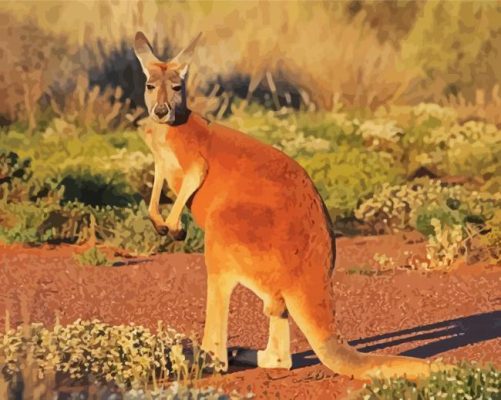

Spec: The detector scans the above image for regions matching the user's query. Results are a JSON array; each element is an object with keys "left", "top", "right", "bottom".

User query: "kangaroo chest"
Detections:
[
  {"left": 158, "top": 145, "right": 182, "bottom": 190},
  {"left": 147, "top": 127, "right": 184, "bottom": 194}
]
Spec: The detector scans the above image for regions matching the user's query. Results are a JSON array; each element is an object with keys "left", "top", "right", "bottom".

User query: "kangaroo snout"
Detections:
[
  {"left": 154, "top": 103, "right": 170, "bottom": 119},
  {"left": 154, "top": 103, "right": 170, "bottom": 118}
]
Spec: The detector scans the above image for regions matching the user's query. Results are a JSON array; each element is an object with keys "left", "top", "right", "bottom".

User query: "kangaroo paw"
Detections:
[
  {"left": 171, "top": 228, "right": 187, "bottom": 241},
  {"left": 151, "top": 220, "right": 169, "bottom": 236}
]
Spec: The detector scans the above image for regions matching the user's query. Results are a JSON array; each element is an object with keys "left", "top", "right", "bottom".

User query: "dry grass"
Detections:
[
  {"left": 440, "top": 86, "right": 501, "bottom": 126},
  {"left": 0, "top": 0, "right": 498, "bottom": 122},
  {"left": 1, "top": 1, "right": 412, "bottom": 110}
]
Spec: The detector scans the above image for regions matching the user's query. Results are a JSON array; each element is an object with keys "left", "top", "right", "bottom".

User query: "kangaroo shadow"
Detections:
[{"left": 228, "top": 310, "right": 501, "bottom": 371}]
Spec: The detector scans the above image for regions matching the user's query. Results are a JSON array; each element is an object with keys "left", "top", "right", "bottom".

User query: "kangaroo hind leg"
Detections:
[
  {"left": 257, "top": 295, "right": 292, "bottom": 369},
  {"left": 201, "top": 271, "right": 236, "bottom": 372}
]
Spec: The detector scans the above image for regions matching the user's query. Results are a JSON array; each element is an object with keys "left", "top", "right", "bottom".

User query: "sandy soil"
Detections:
[{"left": 0, "top": 235, "right": 499, "bottom": 399}]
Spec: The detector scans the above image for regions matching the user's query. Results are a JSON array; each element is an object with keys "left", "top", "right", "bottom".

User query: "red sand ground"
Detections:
[{"left": 0, "top": 235, "right": 499, "bottom": 399}]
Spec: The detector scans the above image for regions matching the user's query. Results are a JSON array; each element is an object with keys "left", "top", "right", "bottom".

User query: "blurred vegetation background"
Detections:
[
  {"left": 0, "top": 0, "right": 499, "bottom": 268},
  {"left": 1, "top": 0, "right": 501, "bottom": 127}
]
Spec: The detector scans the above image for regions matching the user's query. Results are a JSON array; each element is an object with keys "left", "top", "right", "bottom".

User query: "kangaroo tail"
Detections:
[{"left": 283, "top": 279, "right": 437, "bottom": 380}]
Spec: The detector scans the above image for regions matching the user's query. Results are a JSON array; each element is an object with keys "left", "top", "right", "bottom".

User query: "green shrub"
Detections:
[
  {"left": 361, "top": 362, "right": 499, "bottom": 400},
  {"left": 0, "top": 320, "right": 221, "bottom": 390},
  {"left": 414, "top": 206, "right": 464, "bottom": 238},
  {"left": 355, "top": 179, "right": 500, "bottom": 235},
  {"left": 0, "top": 195, "right": 204, "bottom": 255},
  {"left": 0, "top": 200, "right": 49, "bottom": 244},
  {"left": 74, "top": 247, "right": 114, "bottom": 267},
  {"left": 407, "top": 120, "right": 500, "bottom": 179},
  {"left": 104, "top": 202, "right": 204, "bottom": 256},
  {"left": 123, "top": 384, "right": 245, "bottom": 399},
  {"left": 0, "top": 150, "right": 32, "bottom": 185},
  {"left": 225, "top": 106, "right": 363, "bottom": 158},
  {"left": 0, "top": 128, "right": 149, "bottom": 189},
  {"left": 225, "top": 105, "right": 304, "bottom": 148},
  {"left": 425, "top": 219, "right": 465, "bottom": 270},
  {"left": 471, "top": 208, "right": 501, "bottom": 265},
  {"left": 1, "top": 103, "right": 499, "bottom": 255},
  {"left": 370, "top": 104, "right": 500, "bottom": 180},
  {"left": 356, "top": 179, "right": 501, "bottom": 268},
  {"left": 105, "top": 202, "right": 174, "bottom": 256},
  {"left": 0, "top": 199, "right": 105, "bottom": 245},
  {"left": 299, "top": 147, "right": 405, "bottom": 219},
  {"left": 0, "top": 150, "right": 33, "bottom": 202}
]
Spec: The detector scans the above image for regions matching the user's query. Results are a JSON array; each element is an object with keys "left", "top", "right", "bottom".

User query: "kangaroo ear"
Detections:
[
  {"left": 172, "top": 32, "right": 202, "bottom": 78},
  {"left": 134, "top": 32, "right": 159, "bottom": 76}
]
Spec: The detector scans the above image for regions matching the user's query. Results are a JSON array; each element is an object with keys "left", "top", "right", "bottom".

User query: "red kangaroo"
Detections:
[{"left": 133, "top": 31, "right": 446, "bottom": 379}]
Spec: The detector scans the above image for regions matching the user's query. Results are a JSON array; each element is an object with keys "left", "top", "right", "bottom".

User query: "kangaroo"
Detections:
[{"left": 133, "top": 31, "right": 442, "bottom": 380}]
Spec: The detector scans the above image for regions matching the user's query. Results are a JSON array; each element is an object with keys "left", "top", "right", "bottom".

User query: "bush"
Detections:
[
  {"left": 0, "top": 320, "right": 221, "bottom": 389},
  {"left": 0, "top": 197, "right": 205, "bottom": 255},
  {"left": 374, "top": 103, "right": 501, "bottom": 180},
  {"left": 407, "top": 120, "right": 500, "bottom": 179},
  {"left": 226, "top": 106, "right": 363, "bottom": 157},
  {"left": 470, "top": 208, "right": 501, "bottom": 265},
  {"left": 74, "top": 246, "right": 114, "bottom": 267},
  {"left": 105, "top": 202, "right": 175, "bottom": 256},
  {"left": 0, "top": 127, "right": 149, "bottom": 187},
  {"left": 124, "top": 384, "right": 243, "bottom": 400},
  {"left": 299, "top": 147, "right": 404, "bottom": 219},
  {"left": 425, "top": 219, "right": 465, "bottom": 270},
  {"left": 355, "top": 179, "right": 500, "bottom": 235},
  {"left": 356, "top": 179, "right": 501, "bottom": 268},
  {"left": 0, "top": 124, "right": 206, "bottom": 254},
  {"left": 97, "top": 202, "right": 204, "bottom": 256},
  {"left": 362, "top": 362, "right": 499, "bottom": 400},
  {"left": 0, "top": 200, "right": 51, "bottom": 244},
  {"left": 0, "top": 150, "right": 33, "bottom": 202},
  {"left": 1, "top": 103, "right": 498, "bottom": 254},
  {"left": 0, "top": 199, "right": 112, "bottom": 245}
]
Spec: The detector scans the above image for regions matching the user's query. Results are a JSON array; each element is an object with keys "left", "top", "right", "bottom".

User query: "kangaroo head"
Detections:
[{"left": 134, "top": 32, "right": 201, "bottom": 125}]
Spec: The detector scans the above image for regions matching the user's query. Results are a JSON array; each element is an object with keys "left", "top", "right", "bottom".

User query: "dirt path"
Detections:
[{"left": 0, "top": 235, "right": 499, "bottom": 399}]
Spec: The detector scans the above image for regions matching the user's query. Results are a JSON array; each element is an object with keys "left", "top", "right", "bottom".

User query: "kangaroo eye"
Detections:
[
  {"left": 146, "top": 84, "right": 155, "bottom": 91},
  {"left": 172, "top": 84, "right": 182, "bottom": 92}
]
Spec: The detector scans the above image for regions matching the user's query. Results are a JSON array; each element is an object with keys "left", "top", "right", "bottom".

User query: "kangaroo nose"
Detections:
[{"left": 154, "top": 104, "right": 169, "bottom": 119}]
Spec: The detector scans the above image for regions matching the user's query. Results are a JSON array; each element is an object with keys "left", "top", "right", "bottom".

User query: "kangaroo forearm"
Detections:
[
  {"left": 148, "top": 165, "right": 165, "bottom": 219},
  {"left": 165, "top": 160, "right": 207, "bottom": 227}
]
